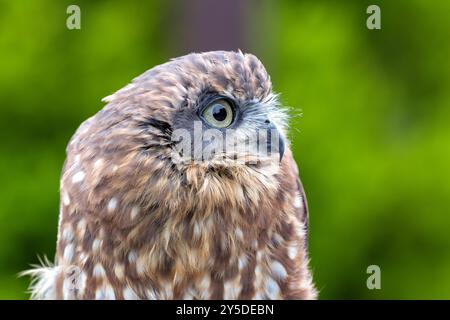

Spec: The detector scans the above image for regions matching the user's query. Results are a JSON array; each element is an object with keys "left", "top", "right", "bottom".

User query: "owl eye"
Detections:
[{"left": 201, "top": 99, "right": 234, "bottom": 128}]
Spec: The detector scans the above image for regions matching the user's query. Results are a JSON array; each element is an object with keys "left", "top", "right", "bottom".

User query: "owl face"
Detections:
[
  {"left": 170, "top": 90, "right": 286, "bottom": 168},
  {"left": 64, "top": 51, "right": 288, "bottom": 225},
  {"left": 135, "top": 51, "right": 287, "bottom": 170}
]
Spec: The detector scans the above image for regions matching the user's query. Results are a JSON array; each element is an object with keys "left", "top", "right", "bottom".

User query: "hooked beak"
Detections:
[
  {"left": 267, "top": 122, "right": 285, "bottom": 162},
  {"left": 278, "top": 132, "right": 285, "bottom": 162}
]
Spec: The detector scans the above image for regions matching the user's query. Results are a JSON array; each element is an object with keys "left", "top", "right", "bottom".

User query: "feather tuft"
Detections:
[{"left": 19, "top": 256, "right": 59, "bottom": 300}]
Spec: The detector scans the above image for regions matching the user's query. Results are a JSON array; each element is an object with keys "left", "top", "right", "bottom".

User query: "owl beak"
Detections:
[
  {"left": 278, "top": 133, "right": 285, "bottom": 162},
  {"left": 266, "top": 122, "right": 285, "bottom": 162}
]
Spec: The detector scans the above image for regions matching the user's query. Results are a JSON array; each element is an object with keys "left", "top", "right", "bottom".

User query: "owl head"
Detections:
[{"left": 61, "top": 51, "right": 290, "bottom": 229}]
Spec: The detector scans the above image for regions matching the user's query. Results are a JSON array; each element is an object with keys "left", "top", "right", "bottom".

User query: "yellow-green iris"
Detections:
[{"left": 201, "top": 99, "right": 234, "bottom": 128}]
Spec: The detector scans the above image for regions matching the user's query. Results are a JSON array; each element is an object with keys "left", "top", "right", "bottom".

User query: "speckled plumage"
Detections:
[{"left": 23, "top": 51, "right": 316, "bottom": 300}]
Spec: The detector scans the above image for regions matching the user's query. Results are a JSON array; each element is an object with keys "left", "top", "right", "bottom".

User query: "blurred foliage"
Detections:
[{"left": 0, "top": 0, "right": 449, "bottom": 299}]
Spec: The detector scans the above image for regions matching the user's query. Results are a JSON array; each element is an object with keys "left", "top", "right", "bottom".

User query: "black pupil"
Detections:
[{"left": 212, "top": 104, "right": 228, "bottom": 122}]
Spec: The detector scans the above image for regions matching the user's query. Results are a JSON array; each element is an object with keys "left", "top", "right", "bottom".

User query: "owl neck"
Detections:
[{"left": 54, "top": 163, "right": 310, "bottom": 299}]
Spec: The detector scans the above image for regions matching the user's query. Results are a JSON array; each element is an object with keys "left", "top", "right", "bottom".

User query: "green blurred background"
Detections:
[{"left": 0, "top": 0, "right": 449, "bottom": 299}]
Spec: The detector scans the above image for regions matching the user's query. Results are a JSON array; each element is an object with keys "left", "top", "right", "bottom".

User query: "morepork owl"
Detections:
[{"left": 24, "top": 51, "right": 316, "bottom": 299}]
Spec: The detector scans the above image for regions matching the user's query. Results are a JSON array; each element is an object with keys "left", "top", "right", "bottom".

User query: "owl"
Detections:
[{"left": 23, "top": 51, "right": 316, "bottom": 300}]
